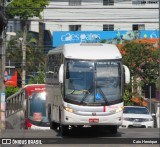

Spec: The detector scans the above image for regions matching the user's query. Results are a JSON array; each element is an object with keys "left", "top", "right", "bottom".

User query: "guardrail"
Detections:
[{"left": 5, "top": 88, "right": 25, "bottom": 118}]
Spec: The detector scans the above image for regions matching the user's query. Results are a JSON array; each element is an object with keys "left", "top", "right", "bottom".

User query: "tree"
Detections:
[
  {"left": 7, "top": 0, "right": 49, "bottom": 55},
  {"left": 119, "top": 40, "right": 159, "bottom": 84},
  {"left": 7, "top": 0, "right": 49, "bottom": 20},
  {"left": 118, "top": 40, "right": 159, "bottom": 104},
  {"left": 6, "top": 31, "right": 46, "bottom": 86},
  {"left": 28, "top": 69, "right": 45, "bottom": 84},
  {"left": 6, "top": 0, "right": 49, "bottom": 86}
]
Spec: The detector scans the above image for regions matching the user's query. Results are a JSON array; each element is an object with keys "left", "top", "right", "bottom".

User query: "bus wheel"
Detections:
[
  {"left": 109, "top": 126, "right": 118, "bottom": 134},
  {"left": 50, "top": 122, "right": 58, "bottom": 130},
  {"left": 60, "top": 124, "right": 69, "bottom": 136}
]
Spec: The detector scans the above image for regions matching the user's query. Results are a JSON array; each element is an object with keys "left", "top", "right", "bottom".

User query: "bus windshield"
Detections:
[
  {"left": 29, "top": 92, "right": 48, "bottom": 123},
  {"left": 65, "top": 59, "right": 122, "bottom": 105}
]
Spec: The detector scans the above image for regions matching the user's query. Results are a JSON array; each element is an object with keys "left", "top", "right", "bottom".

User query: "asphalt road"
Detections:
[
  {"left": 1, "top": 127, "right": 160, "bottom": 138},
  {"left": 0, "top": 128, "right": 159, "bottom": 147}
]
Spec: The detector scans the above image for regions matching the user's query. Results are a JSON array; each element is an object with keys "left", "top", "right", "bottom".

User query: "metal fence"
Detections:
[{"left": 5, "top": 88, "right": 25, "bottom": 118}]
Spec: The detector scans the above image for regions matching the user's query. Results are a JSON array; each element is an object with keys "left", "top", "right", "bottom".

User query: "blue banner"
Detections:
[{"left": 53, "top": 30, "right": 159, "bottom": 47}]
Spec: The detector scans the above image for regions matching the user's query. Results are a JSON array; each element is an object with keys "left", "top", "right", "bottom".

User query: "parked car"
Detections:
[{"left": 121, "top": 106, "right": 155, "bottom": 128}]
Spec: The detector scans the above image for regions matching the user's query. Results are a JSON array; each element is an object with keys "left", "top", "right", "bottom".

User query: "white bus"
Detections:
[{"left": 45, "top": 43, "right": 130, "bottom": 136}]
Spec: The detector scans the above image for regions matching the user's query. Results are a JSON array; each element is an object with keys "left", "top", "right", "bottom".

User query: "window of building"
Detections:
[
  {"left": 132, "top": 24, "right": 145, "bottom": 30},
  {"left": 9, "top": 25, "right": 13, "bottom": 32},
  {"left": 103, "top": 0, "right": 114, "bottom": 5},
  {"left": 103, "top": 24, "right": 114, "bottom": 31},
  {"left": 132, "top": 0, "right": 146, "bottom": 5},
  {"left": 69, "top": 0, "right": 81, "bottom": 6},
  {"left": 132, "top": 0, "right": 158, "bottom": 5},
  {"left": 69, "top": 25, "right": 81, "bottom": 31}
]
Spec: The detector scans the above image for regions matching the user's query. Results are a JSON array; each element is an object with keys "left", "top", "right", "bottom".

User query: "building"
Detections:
[
  {"left": 28, "top": 0, "right": 159, "bottom": 33},
  {"left": 6, "top": 0, "right": 159, "bottom": 48}
]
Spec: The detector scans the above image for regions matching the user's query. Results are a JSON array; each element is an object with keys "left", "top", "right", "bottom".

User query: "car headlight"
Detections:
[
  {"left": 149, "top": 118, "right": 153, "bottom": 121},
  {"left": 142, "top": 118, "right": 153, "bottom": 122}
]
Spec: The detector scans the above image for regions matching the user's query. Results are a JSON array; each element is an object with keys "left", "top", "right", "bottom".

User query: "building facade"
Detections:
[{"left": 28, "top": 0, "right": 159, "bottom": 33}]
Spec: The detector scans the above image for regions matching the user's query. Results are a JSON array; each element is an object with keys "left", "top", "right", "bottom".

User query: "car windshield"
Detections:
[
  {"left": 123, "top": 107, "right": 149, "bottom": 114},
  {"left": 65, "top": 59, "right": 122, "bottom": 105},
  {"left": 29, "top": 92, "right": 48, "bottom": 123}
]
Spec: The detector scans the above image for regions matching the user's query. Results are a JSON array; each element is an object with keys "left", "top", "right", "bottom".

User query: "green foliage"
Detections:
[
  {"left": 121, "top": 41, "right": 159, "bottom": 84},
  {"left": 6, "top": 1, "right": 49, "bottom": 88},
  {"left": 5, "top": 86, "right": 20, "bottom": 98},
  {"left": 7, "top": 0, "right": 49, "bottom": 20},
  {"left": 28, "top": 69, "right": 45, "bottom": 84},
  {"left": 6, "top": 31, "right": 46, "bottom": 82},
  {"left": 121, "top": 41, "right": 159, "bottom": 105},
  {"left": 123, "top": 84, "right": 134, "bottom": 106}
]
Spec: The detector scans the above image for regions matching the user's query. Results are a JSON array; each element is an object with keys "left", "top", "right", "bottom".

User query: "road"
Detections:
[{"left": 0, "top": 128, "right": 159, "bottom": 147}]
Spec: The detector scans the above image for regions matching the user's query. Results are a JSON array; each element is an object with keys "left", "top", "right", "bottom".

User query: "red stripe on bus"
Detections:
[{"left": 103, "top": 106, "right": 106, "bottom": 112}]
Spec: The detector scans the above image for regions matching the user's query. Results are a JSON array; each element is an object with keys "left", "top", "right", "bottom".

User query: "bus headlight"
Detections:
[
  {"left": 110, "top": 106, "right": 124, "bottom": 113},
  {"left": 115, "top": 106, "right": 124, "bottom": 113},
  {"left": 64, "top": 106, "right": 74, "bottom": 113}
]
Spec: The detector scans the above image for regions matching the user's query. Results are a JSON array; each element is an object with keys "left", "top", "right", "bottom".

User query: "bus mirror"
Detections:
[
  {"left": 123, "top": 65, "right": 130, "bottom": 84},
  {"left": 59, "top": 64, "right": 64, "bottom": 83},
  {"left": 22, "top": 99, "right": 26, "bottom": 111}
]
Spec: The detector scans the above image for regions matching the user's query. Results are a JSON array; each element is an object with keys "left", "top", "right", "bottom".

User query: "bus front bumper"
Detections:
[{"left": 62, "top": 110, "right": 123, "bottom": 126}]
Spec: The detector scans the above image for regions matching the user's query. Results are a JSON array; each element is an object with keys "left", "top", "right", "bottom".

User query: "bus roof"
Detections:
[
  {"left": 24, "top": 84, "right": 46, "bottom": 88},
  {"left": 24, "top": 84, "right": 46, "bottom": 91},
  {"left": 48, "top": 43, "right": 122, "bottom": 60}
]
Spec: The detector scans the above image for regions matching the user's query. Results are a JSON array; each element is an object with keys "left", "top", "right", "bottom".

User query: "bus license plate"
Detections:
[{"left": 89, "top": 118, "right": 99, "bottom": 123}]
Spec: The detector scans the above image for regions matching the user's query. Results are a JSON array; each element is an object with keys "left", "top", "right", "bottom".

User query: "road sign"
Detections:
[
  {"left": 1, "top": 92, "right": 5, "bottom": 102},
  {"left": 145, "top": 83, "right": 156, "bottom": 98}
]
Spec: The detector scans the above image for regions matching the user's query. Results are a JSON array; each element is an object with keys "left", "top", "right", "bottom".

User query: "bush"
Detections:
[{"left": 5, "top": 86, "right": 20, "bottom": 98}]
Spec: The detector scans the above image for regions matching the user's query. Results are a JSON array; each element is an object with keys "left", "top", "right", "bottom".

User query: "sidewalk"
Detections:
[{"left": 0, "top": 111, "right": 6, "bottom": 130}]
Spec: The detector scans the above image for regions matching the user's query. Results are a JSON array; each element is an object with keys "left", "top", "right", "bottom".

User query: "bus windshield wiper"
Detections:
[
  {"left": 80, "top": 87, "right": 93, "bottom": 104},
  {"left": 97, "top": 86, "right": 109, "bottom": 105},
  {"left": 80, "top": 90, "right": 90, "bottom": 104}
]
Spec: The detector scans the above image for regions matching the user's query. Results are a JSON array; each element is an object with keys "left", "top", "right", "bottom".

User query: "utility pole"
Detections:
[
  {"left": 0, "top": 0, "right": 15, "bottom": 129},
  {"left": 0, "top": 30, "right": 6, "bottom": 130},
  {"left": 1, "top": 29, "right": 6, "bottom": 94},
  {"left": 0, "top": 0, "right": 7, "bottom": 129},
  {"left": 20, "top": 25, "right": 27, "bottom": 88}
]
